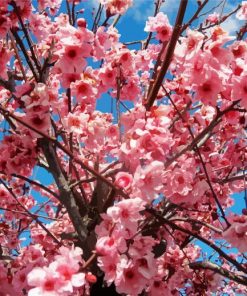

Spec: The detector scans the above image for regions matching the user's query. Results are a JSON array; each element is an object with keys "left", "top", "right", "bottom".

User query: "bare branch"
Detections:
[
  {"left": 145, "top": 0, "right": 188, "bottom": 110},
  {"left": 146, "top": 207, "right": 247, "bottom": 274},
  {"left": 190, "top": 261, "right": 247, "bottom": 287}
]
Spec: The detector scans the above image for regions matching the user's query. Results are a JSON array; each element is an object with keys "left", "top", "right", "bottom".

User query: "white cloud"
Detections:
[
  {"left": 127, "top": 0, "right": 153, "bottom": 23},
  {"left": 159, "top": 0, "right": 180, "bottom": 15},
  {"left": 221, "top": 17, "right": 241, "bottom": 34},
  {"left": 125, "top": 0, "right": 181, "bottom": 27},
  {"left": 210, "top": 0, "right": 244, "bottom": 34}
]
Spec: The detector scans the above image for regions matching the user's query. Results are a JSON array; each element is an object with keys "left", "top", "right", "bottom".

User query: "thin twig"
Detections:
[
  {"left": 0, "top": 178, "right": 61, "bottom": 245},
  {"left": 181, "top": 0, "right": 209, "bottom": 32},
  {"left": 190, "top": 261, "right": 247, "bottom": 286},
  {"left": 11, "top": 29, "right": 39, "bottom": 81},
  {"left": 146, "top": 207, "right": 247, "bottom": 274},
  {"left": 8, "top": 31, "right": 27, "bottom": 81}
]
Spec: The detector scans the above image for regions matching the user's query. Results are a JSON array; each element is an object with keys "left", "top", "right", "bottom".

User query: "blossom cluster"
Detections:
[{"left": 0, "top": 0, "right": 246, "bottom": 295}]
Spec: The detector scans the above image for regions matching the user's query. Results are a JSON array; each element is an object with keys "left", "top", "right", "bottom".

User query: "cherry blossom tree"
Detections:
[{"left": 0, "top": 0, "right": 246, "bottom": 295}]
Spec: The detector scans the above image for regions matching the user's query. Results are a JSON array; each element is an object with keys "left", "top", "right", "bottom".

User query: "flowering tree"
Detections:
[{"left": 0, "top": 0, "right": 246, "bottom": 295}]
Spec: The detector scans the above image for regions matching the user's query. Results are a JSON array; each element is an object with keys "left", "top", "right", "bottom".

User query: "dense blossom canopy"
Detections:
[{"left": 0, "top": 0, "right": 246, "bottom": 295}]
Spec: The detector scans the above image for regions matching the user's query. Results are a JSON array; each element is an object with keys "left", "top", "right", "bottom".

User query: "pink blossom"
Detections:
[
  {"left": 60, "top": 73, "right": 80, "bottom": 88},
  {"left": 222, "top": 216, "right": 247, "bottom": 252},
  {"left": 193, "top": 68, "right": 222, "bottom": 105},
  {"left": 55, "top": 45, "right": 88, "bottom": 73},
  {"left": 145, "top": 12, "right": 172, "bottom": 42},
  {"left": 231, "top": 74, "right": 247, "bottom": 108},
  {"left": 12, "top": 266, "right": 33, "bottom": 292},
  {"left": 176, "top": 29, "right": 204, "bottom": 60},
  {"left": 99, "top": 66, "right": 117, "bottom": 87},
  {"left": 50, "top": 262, "right": 85, "bottom": 292},
  {"left": 0, "top": 14, "right": 10, "bottom": 38},
  {"left": 236, "top": 1, "right": 247, "bottom": 20},
  {"left": 107, "top": 197, "right": 145, "bottom": 224},
  {"left": 27, "top": 266, "right": 62, "bottom": 296},
  {"left": 206, "top": 12, "right": 220, "bottom": 24},
  {"left": 115, "top": 258, "right": 147, "bottom": 295},
  {"left": 72, "top": 79, "right": 97, "bottom": 101},
  {"left": 230, "top": 41, "right": 247, "bottom": 59},
  {"left": 134, "top": 161, "right": 164, "bottom": 200},
  {"left": 0, "top": 43, "right": 12, "bottom": 79},
  {"left": 98, "top": 254, "right": 119, "bottom": 285},
  {"left": 0, "top": 2, "right": 247, "bottom": 295},
  {"left": 136, "top": 255, "right": 157, "bottom": 280},
  {"left": 29, "top": 13, "right": 52, "bottom": 41},
  {"left": 99, "top": 0, "right": 133, "bottom": 15},
  {"left": 114, "top": 172, "right": 133, "bottom": 190},
  {"left": 25, "top": 112, "right": 50, "bottom": 136},
  {"left": 27, "top": 246, "right": 86, "bottom": 295},
  {"left": 63, "top": 112, "right": 89, "bottom": 134},
  {"left": 149, "top": 280, "right": 173, "bottom": 296},
  {"left": 96, "top": 236, "right": 120, "bottom": 256}
]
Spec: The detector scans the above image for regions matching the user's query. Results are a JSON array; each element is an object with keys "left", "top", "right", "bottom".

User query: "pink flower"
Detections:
[
  {"left": 96, "top": 227, "right": 128, "bottom": 254},
  {"left": 0, "top": 14, "right": 10, "bottom": 38},
  {"left": 99, "top": 66, "right": 117, "bottom": 87},
  {"left": 107, "top": 198, "right": 145, "bottom": 224},
  {"left": 145, "top": 12, "right": 172, "bottom": 42},
  {"left": 96, "top": 236, "right": 119, "bottom": 256},
  {"left": 55, "top": 246, "right": 83, "bottom": 265},
  {"left": 72, "top": 80, "right": 97, "bottom": 101},
  {"left": 13, "top": 266, "right": 33, "bottom": 292},
  {"left": 231, "top": 74, "right": 247, "bottom": 108},
  {"left": 139, "top": 132, "right": 158, "bottom": 152},
  {"left": 230, "top": 41, "right": 247, "bottom": 59},
  {"left": 175, "top": 29, "right": 204, "bottom": 60},
  {"left": 25, "top": 112, "right": 50, "bottom": 137},
  {"left": 106, "top": 124, "right": 119, "bottom": 139},
  {"left": 99, "top": 0, "right": 133, "bottom": 15},
  {"left": 27, "top": 266, "right": 62, "bottom": 296},
  {"left": 118, "top": 50, "right": 133, "bottom": 67},
  {"left": 149, "top": 280, "right": 173, "bottom": 296},
  {"left": 63, "top": 112, "right": 89, "bottom": 134},
  {"left": 194, "top": 68, "right": 222, "bottom": 105},
  {"left": 164, "top": 167, "right": 194, "bottom": 202},
  {"left": 236, "top": 1, "right": 247, "bottom": 20},
  {"left": 98, "top": 254, "right": 119, "bottom": 285},
  {"left": 50, "top": 262, "right": 85, "bottom": 292},
  {"left": 222, "top": 216, "right": 247, "bottom": 252},
  {"left": 137, "top": 255, "right": 157, "bottom": 280},
  {"left": 55, "top": 45, "right": 88, "bottom": 73},
  {"left": 120, "top": 77, "right": 141, "bottom": 101},
  {"left": 27, "top": 246, "right": 86, "bottom": 295},
  {"left": 0, "top": 43, "right": 12, "bottom": 79},
  {"left": 60, "top": 73, "right": 80, "bottom": 88},
  {"left": 134, "top": 161, "right": 164, "bottom": 200},
  {"left": 114, "top": 172, "right": 133, "bottom": 190},
  {"left": 115, "top": 258, "right": 147, "bottom": 295},
  {"left": 206, "top": 13, "right": 220, "bottom": 24}
]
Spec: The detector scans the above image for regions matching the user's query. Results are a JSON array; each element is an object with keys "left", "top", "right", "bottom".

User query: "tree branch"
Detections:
[
  {"left": 146, "top": 207, "right": 247, "bottom": 274},
  {"left": 145, "top": 0, "right": 188, "bottom": 110},
  {"left": 164, "top": 100, "right": 241, "bottom": 169},
  {"left": 0, "top": 178, "right": 61, "bottom": 245},
  {"left": 190, "top": 261, "right": 247, "bottom": 287},
  {"left": 38, "top": 139, "right": 88, "bottom": 245}
]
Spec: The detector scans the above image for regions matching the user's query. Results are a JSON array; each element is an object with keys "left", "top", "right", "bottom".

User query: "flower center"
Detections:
[
  {"left": 44, "top": 280, "right": 55, "bottom": 291},
  {"left": 125, "top": 270, "right": 134, "bottom": 279},
  {"left": 67, "top": 49, "right": 77, "bottom": 59},
  {"left": 202, "top": 83, "right": 212, "bottom": 92}
]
